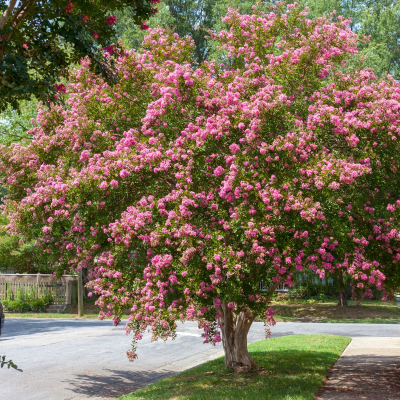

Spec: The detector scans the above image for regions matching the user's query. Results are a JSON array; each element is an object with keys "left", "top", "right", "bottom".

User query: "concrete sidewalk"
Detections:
[{"left": 317, "top": 337, "right": 400, "bottom": 400}]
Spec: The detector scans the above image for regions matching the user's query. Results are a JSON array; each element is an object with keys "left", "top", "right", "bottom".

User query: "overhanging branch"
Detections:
[{"left": 0, "top": 0, "right": 18, "bottom": 30}]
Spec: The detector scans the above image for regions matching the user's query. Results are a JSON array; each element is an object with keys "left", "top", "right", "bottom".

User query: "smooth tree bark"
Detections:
[
  {"left": 337, "top": 276, "right": 348, "bottom": 307},
  {"left": 216, "top": 300, "right": 259, "bottom": 370},
  {"left": 337, "top": 289, "right": 348, "bottom": 306}
]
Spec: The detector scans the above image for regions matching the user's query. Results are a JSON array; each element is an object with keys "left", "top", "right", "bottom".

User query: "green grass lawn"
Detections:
[
  {"left": 271, "top": 298, "right": 399, "bottom": 323},
  {"left": 116, "top": 335, "right": 350, "bottom": 400}
]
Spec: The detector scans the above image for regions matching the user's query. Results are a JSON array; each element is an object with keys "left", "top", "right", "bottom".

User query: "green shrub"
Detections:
[
  {"left": 2, "top": 286, "right": 54, "bottom": 312},
  {"left": 287, "top": 286, "right": 308, "bottom": 301},
  {"left": 30, "top": 299, "right": 46, "bottom": 312},
  {"left": 3, "top": 299, "right": 31, "bottom": 312},
  {"left": 312, "top": 293, "right": 331, "bottom": 303}
]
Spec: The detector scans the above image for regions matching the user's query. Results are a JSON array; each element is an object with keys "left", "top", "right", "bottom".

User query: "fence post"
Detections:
[{"left": 78, "top": 269, "right": 84, "bottom": 317}]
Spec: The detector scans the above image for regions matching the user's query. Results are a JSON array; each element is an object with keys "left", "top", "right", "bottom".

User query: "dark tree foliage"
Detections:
[{"left": 0, "top": 0, "right": 158, "bottom": 111}]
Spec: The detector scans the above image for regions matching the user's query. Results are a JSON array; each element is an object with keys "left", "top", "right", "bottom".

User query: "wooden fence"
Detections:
[
  {"left": 0, "top": 281, "right": 67, "bottom": 304},
  {"left": 259, "top": 281, "right": 289, "bottom": 292}
]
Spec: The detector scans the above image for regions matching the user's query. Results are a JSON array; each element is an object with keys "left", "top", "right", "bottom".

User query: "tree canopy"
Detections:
[
  {"left": 0, "top": 0, "right": 159, "bottom": 111},
  {"left": 1, "top": 2, "right": 400, "bottom": 370}
]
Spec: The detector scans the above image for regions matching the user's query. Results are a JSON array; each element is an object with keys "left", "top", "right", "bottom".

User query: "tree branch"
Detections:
[{"left": 0, "top": 0, "right": 18, "bottom": 30}]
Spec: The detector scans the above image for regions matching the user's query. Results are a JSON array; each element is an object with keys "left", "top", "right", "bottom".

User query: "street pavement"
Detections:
[{"left": 1, "top": 318, "right": 400, "bottom": 400}]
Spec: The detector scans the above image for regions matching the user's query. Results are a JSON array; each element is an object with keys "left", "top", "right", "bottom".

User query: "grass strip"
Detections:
[{"left": 116, "top": 334, "right": 350, "bottom": 400}]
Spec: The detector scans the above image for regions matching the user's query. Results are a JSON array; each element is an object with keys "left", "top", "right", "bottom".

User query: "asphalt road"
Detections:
[{"left": 1, "top": 318, "right": 400, "bottom": 400}]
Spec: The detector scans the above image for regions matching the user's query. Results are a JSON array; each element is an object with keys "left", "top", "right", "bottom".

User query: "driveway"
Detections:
[{"left": 1, "top": 318, "right": 400, "bottom": 400}]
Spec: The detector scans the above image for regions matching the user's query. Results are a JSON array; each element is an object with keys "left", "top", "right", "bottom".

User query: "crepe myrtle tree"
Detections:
[
  {"left": 0, "top": 0, "right": 159, "bottom": 111},
  {"left": 1, "top": 2, "right": 400, "bottom": 370}
]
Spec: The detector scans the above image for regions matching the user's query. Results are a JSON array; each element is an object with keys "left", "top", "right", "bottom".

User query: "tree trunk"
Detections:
[
  {"left": 337, "top": 289, "right": 347, "bottom": 307},
  {"left": 215, "top": 300, "right": 259, "bottom": 371}
]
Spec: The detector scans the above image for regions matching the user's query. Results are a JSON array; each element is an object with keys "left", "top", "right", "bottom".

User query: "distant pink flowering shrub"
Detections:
[{"left": 2, "top": 2, "right": 400, "bottom": 369}]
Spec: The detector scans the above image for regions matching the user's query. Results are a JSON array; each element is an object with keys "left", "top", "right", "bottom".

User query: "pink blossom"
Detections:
[
  {"left": 105, "top": 16, "right": 117, "bottom": 26},
  {"left": 213, "top": 166, "right": 225, "bottom": 177},
  {"left": 102, "top": 45, "right": 115, "bottom": 56},
  {"left": 64, "top": 2, "right": 74, "bottom": 13},
  {"left": 229, "top": 143, "right": 240, "bottom": 153},
  {"left": 79, "top": 150, "right": 90, "bottom": 162},
  {"left": 120, "top": 169, "right": 130, "bottom": 178},
  {"left": 42, "top": 226, "right": 52, "bottom": 234}
]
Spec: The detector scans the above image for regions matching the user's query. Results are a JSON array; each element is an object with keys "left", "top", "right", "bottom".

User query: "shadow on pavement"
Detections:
[
  {"left": 63, "top": 368, "right": 175, "bottom": 399},
  {"left": 318, "top": 355, "right": 400, "bottom": 400},
  {"left": 64, "top": 348, "right": 344, "bottom": 400},
  {"left": 1, "top": 318, "right": 119, "bottom": 338}
]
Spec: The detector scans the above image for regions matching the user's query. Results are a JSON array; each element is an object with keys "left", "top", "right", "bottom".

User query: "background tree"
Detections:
[
  {"left": 115, "top": 0, "right": 216, "bottom": 64},
  {"left": 305, "top": 0, "right": 400, "bottom": 79},
  {"left": 0, "top": 0, "right": 159, "bottom": 111},
  {"left": 0, "top": 100, "right": 37, "bottom": 145},
  {"left": 2, "top": 2, "right": 400, "bottom": 371},
  {"left": 0, "top": 215, "right": 53, "bottom": 273},
  {"left": 114, "top": 3, "right": 174, "bottom": 51},
  {"left": 163, "top": 0, "right": 215, "bottom": 64},
  {"left": 0, "top": 234, "right": 52, "bottom": 274}
]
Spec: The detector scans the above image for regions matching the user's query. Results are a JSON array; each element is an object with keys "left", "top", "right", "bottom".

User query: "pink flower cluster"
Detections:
[
  {"left": 140, "top": 22, "right": 150, "bottom": 31},
  {"left": 105, "top": 16, "right": 117, "bottom": 26},
  {"left": 102, "top": 45, "right": 115, "bottom": 56},
  {"left": 64, "top": 2, "right": 74, "bottom": 13},
  {"left": 54, "top": 83, "right": 66, "bottom": 93}
]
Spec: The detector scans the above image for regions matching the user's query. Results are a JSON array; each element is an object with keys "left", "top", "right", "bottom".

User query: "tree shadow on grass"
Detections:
[{"left": 63, "top": 348, "right": 342, "bottom": 400}]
